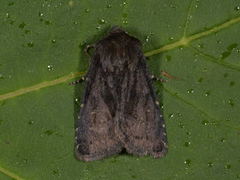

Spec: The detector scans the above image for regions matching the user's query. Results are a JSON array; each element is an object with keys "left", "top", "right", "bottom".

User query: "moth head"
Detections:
[{"left": 109, "top": 26, "right": 125, "bottom": 34}]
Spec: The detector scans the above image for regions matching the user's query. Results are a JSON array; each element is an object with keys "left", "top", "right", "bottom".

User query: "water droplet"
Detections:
[
  {"left": 75, "top": 98, "right": 80, "bottom": 102},
  {"left": 106, "top": 4, "right": 112, "bottom": 8},
  {"left": 184, "top": 141, "right": 191, "bottom": 147},
  {"left": 225, "top": 164, "right": 231, "bottom": 169},
  {"left": 51, "top": 39, "right": 56, "bottom": 44},
  {"left": 207, "top": 162, "right": 213, "bottom": 167},
  {"left": 229, "top": 81, "right": 235, "bottom": 86},
  {"left": 168, "top": 37, "right": 174, "bottom": 41},
  {"left": 235, "top": 6, "right": 240, "bottom": 11},
  {"left": 201, "top": 120, "right": 209, "bottom": 125},
  {"left": 184, "top": 159, "right": 191, "bottom": 166},
  {"left": 223, "top": 73, "right": 228, "bottom": 78},
  {"left": 168, "top": 113, "right": 174, "bottom": 118},
  {"left": 19, "top": 22, "right": 26, "bottom": 29},
  {"left": 47, "top": 64, "right": 54, "bottom": 71},
  {"left": 27, "top": 42, "right": 34, "bottom": 47},
  {"left": 198, "top": 43, "right": 204, "bottom": 48},
  {"left": 98, "top": 19, "right": 106, "bottom": 24},
  {"left": 96, "top": 25, "right": 101, "bottom": 30},
  {"left": 85, "top": 8, "right": 90, "bottom": 13},
  {"left": 5, "top": 13, "right": 10, "bottom": 18},
  {"left": 38, "top": 12, "right": 44, "bottom": 17},
  {"left": 122, "top": 20, "right": 128, "bottom": 24},
  {"left": 28, "top": 120, "right": 34, "bottom": 125},
  {"left": 197, "top": 77, "right": 203, "bottom": 83},
  {"left": 186, "top": 131, "right": 191, "bottom": 136},
  {"left": 187, "top": 89, "right": 194, "bottom": 94},
  {"left": 73, "top": 21, "right": 78, "bottom": 25},
  {"left": 179, "top": 122, "right": 185, "bottom": 128},
  {"left": 205, "top": 91, "right": 210, "bottom": 96},
  {"left": 220, "top": 138, "right": 226, "bottom": 143},
  {"left": 228, "top": 99, "right": 234, "bottom": 107},
  {"left": 217, "top": 40, "right": 222, "bottom": 44},
  {"left": 0, "top": 74, "right": 4, "bottom": 79}
]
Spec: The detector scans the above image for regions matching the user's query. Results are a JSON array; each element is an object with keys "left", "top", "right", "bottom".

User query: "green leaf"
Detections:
[{"left": 1, "top": 0, "right": 240, "bottom": 179}]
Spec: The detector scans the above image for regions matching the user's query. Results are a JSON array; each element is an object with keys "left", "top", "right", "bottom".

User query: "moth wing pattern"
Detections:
[
  {"left": 75, "top": 27, "right": 167, "bottom": 161},
  {"left": 118, "top": 55, "right": 168, "bottom": 158}
]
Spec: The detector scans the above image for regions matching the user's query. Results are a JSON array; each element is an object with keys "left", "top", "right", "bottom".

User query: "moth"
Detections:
[{"left": 75, "top": 27, "right": 168, "bottom": 161}]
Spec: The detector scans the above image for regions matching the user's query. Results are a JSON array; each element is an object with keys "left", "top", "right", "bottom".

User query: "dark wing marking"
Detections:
[
  {"left": 118, "top": 55, "right": 168, "bottom": 158},
  {"left": 75, "top": 54, "right": 122, "bottom": 162}
]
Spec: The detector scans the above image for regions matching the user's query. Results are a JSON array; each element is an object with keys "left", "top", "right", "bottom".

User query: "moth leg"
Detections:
[
  {"left": 69, "top": 76, "right": 86, "bottom": 85},
  {"left": 161, "top": 71, "right": 179, "bottom": 80}
]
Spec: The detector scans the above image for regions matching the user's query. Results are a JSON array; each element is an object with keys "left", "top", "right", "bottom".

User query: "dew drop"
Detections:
[
  {"left": 184, "top": 141, "right": 191, "bottom": 147},
  {"left": 0, "top": 74, "right": 4, "bottom": 79},
  {"left": 27, "top": 42, "right": 34, "bottom": 47},
  {"left": 85, "top": 8, "right": 90, "bottom": 13},
  {"left": 75, "top": 98, "right": 80, "bottom": 103},
  {"left": 168, "top": 37, "right": 174, "bottom": 41},
  {"left": 122, "top": 20, "right": 128, "bottom": 24},
  {"left": 47, "top": 64, "right": 54, "bottom": 71},
  {"left": 184, "top": 159, "right": 191, "bottom": 166},
  {"left": 168, "top": 113, "right": 174, "bottom": 118},
  {"left": 187, "top": 89, "right": 194, "bottom": 94},
  {"left": 207, "top": 162, "right": 213, "bottom": 167},
  {"left": 179, "top": 122, "right": 185, "bottom": 128},
  {"left": 5, "top": 13, "right": 10, "bottom": 18},
  {"left": 235, "top": 6, "right": 240, "bottom": 11},
  {"left": 204, "top": 91, "right": 210, "bottom": 97},
  {"left": 38, "top": 12, "right": 44, "bottom": 17},
  {"left": 51, "top": 39, "right": 56, "bottom": 44},
  {"left": 201, "top": 120, "right": 209, "bottom": 125},
  {"left": 106, "top": 4, "right": 112, "bottom": 8},
  {"left": 28, "top": 120, "right": 34, "bottom": 125},
  {"left": 186, "top": 131, "right": 191, "bottom": 136},
  {"left": 198, "top": 43, "right": 204, "bottom": 48},
  {"left": 228, "top": 98, "right": 234, "bottom": 107},
  {"left": 217, "top": 40, "right": 222, "bottom": 44},
  {"left": 98, "top": 19, "right": 106, "bottom": 24},
  {"left": 229, "top": 81, "right": 235, "bottom": 87},
  {"left": 96, "top": 25, "right": 101, "bottom": 30},
  {"left": 220, "top": 138, "right": 226, "bottom": 143}
]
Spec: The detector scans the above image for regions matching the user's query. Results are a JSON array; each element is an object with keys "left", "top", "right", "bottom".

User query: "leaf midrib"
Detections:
[{"left": 0, "top": 16, "right": 240, "bottom": 102}]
